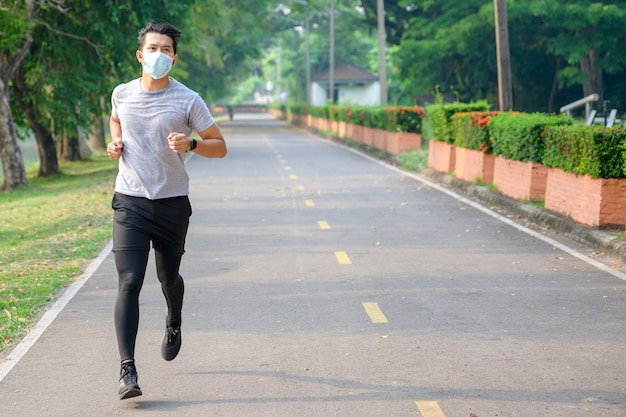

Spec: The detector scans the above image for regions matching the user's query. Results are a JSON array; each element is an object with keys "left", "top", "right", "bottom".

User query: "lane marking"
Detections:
[
  {"left": 318, "top": 220, "right": 331, "bottom": 229},
  {"left": 334, "top": 251, "right": 352, "bottom": 264},
  {"left": 295, "top": 185, "right": 305, "bottom": 191},
  {"left": 337, "top": 144, "right": 626, "bottom": 283},
  {"left": 0, "top": 241, "right": 113, "bottom": 383},
  {"left": 362, "top": 302, "right": 388, "bottom": 323},
  {"left": 284, "top": 166, "right": 292, "bottom": 171},
  {"left": 304, "top": 199, "right": 315, "bottom": 207},
  {"left": 289, "top": 174, "right": 297, "bottom": 179},
  {"left": 416, "top": 401, "right": 446, "bottom": 417}
]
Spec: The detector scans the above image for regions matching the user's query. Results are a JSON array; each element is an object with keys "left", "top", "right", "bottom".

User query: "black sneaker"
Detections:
[
  {"left": 161, "top": 326, "right": 181, "bottom": 361},
  {"left": 118, "top": 361, "right": 142, "bottom": 400}
]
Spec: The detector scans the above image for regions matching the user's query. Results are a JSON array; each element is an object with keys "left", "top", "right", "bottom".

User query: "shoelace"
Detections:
[
  {"left": 120, "top": 364, "right": 137, "bottom": 383},
  {"left": 166, "top": 328, "right": 180, "bottom": 345}
]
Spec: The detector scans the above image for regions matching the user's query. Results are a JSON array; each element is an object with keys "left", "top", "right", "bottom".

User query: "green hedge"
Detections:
[
  {"left": 425, "top": 101, "right": 490, "bottom": 143},
  {"left": 452, "top": 111, "right": 500, "bottom": 152},
  {"left": 543, "top": 125, "right": 626, "bottom": 179},
  {"left": 385, "top": 106, "right": 425, "bottom": 133},
  {"left": 489, "top": 112, "right": 573, "bottom": 163},
  {"left": 287, "top": 103, "right": 308, "bottom": 116}
]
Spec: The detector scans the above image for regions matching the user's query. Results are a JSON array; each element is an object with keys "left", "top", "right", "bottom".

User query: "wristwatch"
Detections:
[{"left": 189, "top": 138, "right": 197, "bottom": 151}]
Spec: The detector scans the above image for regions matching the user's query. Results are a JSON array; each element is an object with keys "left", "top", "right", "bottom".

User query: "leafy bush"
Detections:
[
  {"left": 384, "top": 106, "right": 425, "bottom": 133},
  {"left": 337, "top": 105, "right": 358, "bottom": 124},
  {"left": 544, "top": 125, "right": 626, "bottom": 179},
  {"left": 425, "top": 101, "right": 490, "bottom": 143},
  {"left": 451, "top": 111, "right": 501, "bottom": 152},
  {"left": 308, "top": 105, "right": 326, "bottom": 118},
  {"left": 489, "top": 112, "right": 573, "bottom": 162},
  {"left": 287, "top": 103, "right": 308, "bottom": 116}
]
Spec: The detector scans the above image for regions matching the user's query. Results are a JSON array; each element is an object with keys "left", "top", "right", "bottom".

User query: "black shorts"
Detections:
[{"left": 111, "top": 192, "right": 192, "bottom": 255}]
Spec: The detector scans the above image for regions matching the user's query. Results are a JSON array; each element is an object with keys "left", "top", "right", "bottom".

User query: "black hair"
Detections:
[{"left": 137, "top": 22, "right": 182, "bottom": 54}]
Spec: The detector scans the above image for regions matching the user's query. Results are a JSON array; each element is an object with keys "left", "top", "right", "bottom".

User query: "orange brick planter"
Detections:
[
  {"left": 544, "top": 168, "right": 626, "bottom": 228},
  {"left": 493, "top": 156, "right": 547, "bottom": 201},
  {"left": 386, "top": 132, "right": 422, "bottom": 155},
  {"left": 372, "top": 128, "right": 387, "bottom": 151},
  {"left": 428, "top": 141, "right": 456, "bottom": 173},
  {"left": 361, "top": 127, "right": 375, "bottom": 146},
  {"left": 455, "top": 147, "right": 495, "bottom": 184}
]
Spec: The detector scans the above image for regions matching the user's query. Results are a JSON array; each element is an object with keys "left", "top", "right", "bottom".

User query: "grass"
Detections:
[
  {"left": 0, "top": 152, "right": 118, "bottom": 353},
  {"left": 396, "top": 148, "right": 429, "bottom": 172}
]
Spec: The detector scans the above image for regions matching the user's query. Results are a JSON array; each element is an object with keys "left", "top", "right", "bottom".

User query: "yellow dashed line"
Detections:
[
  {"left": 295, "top": 185, "right": 305, "bottom": 191},
  {"left": 416, "top": 401, "right": 446, "bottom": 417},
  {"left": 284, "top": 166, "right": 292, "bottom": 171},
  {"left": 317, "top": 221, "right": 330, "bottom": 229},
  {"left": 362, "top": 302, "right": 388, "bottom": 323},
  {"left": 289, "top": 174, "right": 298, "bottom": 179},
  {"left": 304, "top": 200, "right": 315, "bottom": 207},
  {"left": 334, "top": 251, "right": 351, "bottom": 265}
]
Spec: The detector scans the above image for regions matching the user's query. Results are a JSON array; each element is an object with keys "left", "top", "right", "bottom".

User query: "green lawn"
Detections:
[{"left": 0, "top": 152, "right": 118, "bottom": 353}]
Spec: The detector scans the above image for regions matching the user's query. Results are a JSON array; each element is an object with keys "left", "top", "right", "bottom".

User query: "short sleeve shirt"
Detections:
[{"left": 111, "top": 78, "right": 215, "bottom": 199}]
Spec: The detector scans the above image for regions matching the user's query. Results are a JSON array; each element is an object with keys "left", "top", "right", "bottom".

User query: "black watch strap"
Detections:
[{"left": 189, "top": 138, "right": 197, "bottom": 151}]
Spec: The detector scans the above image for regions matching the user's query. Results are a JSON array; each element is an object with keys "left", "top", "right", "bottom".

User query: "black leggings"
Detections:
[{"left": 111, "top": 193, "right": 191, "bottom": 362}]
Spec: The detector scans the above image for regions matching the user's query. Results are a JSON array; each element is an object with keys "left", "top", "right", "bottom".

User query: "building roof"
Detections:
[{"left": 312, "top": 61, "right": 378, "bottom": 84}]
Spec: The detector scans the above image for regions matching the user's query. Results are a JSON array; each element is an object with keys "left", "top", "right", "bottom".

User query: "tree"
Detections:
[{"left": 0, "top": 0, "right": 55, "bottom": 190}]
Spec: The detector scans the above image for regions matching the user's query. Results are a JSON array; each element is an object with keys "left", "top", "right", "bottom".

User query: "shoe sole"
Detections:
[{"left": 119, "top": 387, "right": 142, "bottom": 400}]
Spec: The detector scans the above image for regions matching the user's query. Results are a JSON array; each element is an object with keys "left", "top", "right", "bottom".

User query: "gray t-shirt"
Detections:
[{"left": 111, "top": 78, "right": 215, "bottom": 199}]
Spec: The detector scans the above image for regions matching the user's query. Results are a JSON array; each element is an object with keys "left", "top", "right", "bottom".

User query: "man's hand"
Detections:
[
  {"left": 167, "top": 132, "right": 190, "bottom": 153},
  {"left": 107, "top": 137, "right": 124, "bottom": 160}
]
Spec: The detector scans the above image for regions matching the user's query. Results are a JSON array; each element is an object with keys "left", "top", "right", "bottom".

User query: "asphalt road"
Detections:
[{"left": 1, "top": 114, "right": 625, "bottom": 417}]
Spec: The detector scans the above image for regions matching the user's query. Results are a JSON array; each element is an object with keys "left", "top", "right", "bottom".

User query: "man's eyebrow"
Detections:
[{"left": 145, "top": 42, "right": 173, "bottom": 48}]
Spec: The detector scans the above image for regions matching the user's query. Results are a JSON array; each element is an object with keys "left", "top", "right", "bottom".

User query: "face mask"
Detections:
[{"left": 142, "top": 51, "right": 173, "bottom": 80}]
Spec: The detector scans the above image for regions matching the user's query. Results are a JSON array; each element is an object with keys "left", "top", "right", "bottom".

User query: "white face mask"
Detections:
[{"left": 142, "top": 51, "right": 173, "bottom": 80}]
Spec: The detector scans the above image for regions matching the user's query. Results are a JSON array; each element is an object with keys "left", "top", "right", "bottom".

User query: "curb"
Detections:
[
  {"left": 418, "top": 166, "right": 626, "bottom": 265},
  {"left": 310, "top": 128, "right": 626, "bottom": 265}
]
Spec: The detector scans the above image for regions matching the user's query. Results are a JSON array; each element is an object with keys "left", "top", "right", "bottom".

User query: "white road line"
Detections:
[
  {"left": 0, "top": 241, "right": 112, "bottom": 383},
  {"left": 337, "top": 143, "right": 626, "bottom": 283}
]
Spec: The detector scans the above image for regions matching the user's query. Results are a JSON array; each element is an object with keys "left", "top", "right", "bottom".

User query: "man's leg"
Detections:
[
  {"left": 153, "top": 196, "right": 191, "bottom": 361},
  {"left": 113, "top": 249, "right": 149, "bottom": 362}
]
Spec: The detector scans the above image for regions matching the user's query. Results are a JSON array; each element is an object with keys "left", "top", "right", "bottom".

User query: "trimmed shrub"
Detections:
[
  {"left": 489, "top": 112, "right": 573, "bottom": 162},
  {"left": 384, "top": 106, "right": 425, "bottom": 134},
  {"left": 288, "top": 103, "right": 308, "bottom": 116},
  {"left": 452, "top": 111, "right": 501, "bottom": 152},
  {"left": 544, "top": 125, "right": 626, "bottom": 179},
  {"left": 425, "top": 101, "right": 490, "bottom": 143}
]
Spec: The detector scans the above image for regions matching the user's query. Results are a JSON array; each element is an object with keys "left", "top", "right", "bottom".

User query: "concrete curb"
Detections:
[
  {"left": 312, "top": 129, "right": 626, "bottom": 265},
  {"left": 417, "top": 166, "right": 626, "bottom": 265}
]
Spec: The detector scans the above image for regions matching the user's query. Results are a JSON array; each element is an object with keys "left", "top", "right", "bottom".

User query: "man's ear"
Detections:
[
  {"left": 136, "top": 50, "right": 143, "bottom": 63},
  {"left": 172, "top": 54, "right": 178, "bottom": 66}
]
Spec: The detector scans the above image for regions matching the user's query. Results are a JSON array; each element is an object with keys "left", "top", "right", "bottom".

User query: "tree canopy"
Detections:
[{"left": 2, "top": 0, "right": 626, "bottom": 191}]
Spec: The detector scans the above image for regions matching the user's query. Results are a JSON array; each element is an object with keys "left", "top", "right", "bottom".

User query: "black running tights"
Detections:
[{"left": 114, "top": 249, "right": 185, "bottom": 362}]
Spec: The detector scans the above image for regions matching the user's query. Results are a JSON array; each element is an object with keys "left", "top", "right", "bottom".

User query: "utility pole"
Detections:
[
  {"left": 376, "top": 0, "right": 387, "bottom": 105},
  {"left": 494, "top": 0, "right": 513, "bottom": 111},
  {"left": 328, "top": 0, "right": 335, "bottom": 104},
  {"left": 305, "top": 15, "right": 311, "bottom": 105}
]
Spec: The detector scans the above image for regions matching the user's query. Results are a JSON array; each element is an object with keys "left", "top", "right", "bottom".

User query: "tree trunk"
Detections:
[
  {"left": 0, "top": 80, "right": 27, "bottom": 190},
  {"left": 78, "top": 126, "right": 92, "bottom": 158},
  {"left": 89, "top": 98, "right": 107, "bottom": 151},
  {"left": 548, "top": 56, "right": 561, "bottom": 114},
  {"left": 13, "top": 65, "right": 59, "bottom": 177},
  {"left": 58, "top": 129, "right": 82, "bottom": 161},
  {"left": 581, "top": 48, "right": 603, "bottom": 105}
]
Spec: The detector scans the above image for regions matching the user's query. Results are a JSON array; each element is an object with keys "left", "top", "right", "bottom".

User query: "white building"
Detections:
[{"left": 310, "top": 62, "right": 380, "bottom": 106}]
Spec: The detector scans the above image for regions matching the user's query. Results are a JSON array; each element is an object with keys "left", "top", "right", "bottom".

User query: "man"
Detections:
[{"left": 107, "top": 22, "right": 227, "bottom": 400}]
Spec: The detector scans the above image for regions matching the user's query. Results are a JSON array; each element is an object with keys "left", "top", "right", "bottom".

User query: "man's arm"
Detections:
[
  {"left": 167, "top": 123, "right": 227, "bottom": 158},
  {"left": 195, "top": 123, "right": 227, "bottom": 158},
  {"left": 107, "top": 116, "right": 124, "bottom": 160}
]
